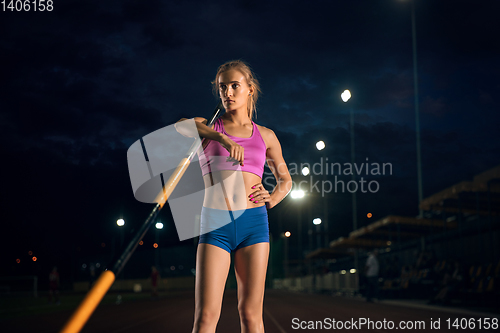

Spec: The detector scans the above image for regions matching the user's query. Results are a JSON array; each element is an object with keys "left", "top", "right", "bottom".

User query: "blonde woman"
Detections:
[{"left": 178, "top": 60, "right": 292, "bottom": 332}]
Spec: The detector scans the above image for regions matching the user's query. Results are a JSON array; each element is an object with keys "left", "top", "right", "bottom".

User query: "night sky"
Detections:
[{"left": 1, "top": 0, "right": 499, "bottom": 279}]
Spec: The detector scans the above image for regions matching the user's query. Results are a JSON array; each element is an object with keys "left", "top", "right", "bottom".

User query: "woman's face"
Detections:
[{"left": 218, "top": 69, "right": 254, "bottom": 112}]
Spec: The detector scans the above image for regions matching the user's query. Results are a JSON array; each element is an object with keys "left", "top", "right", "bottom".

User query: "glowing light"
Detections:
[
  {"left": 340, "top": 270, "right": 346, "bottom": 274},
  {"left": 367, "top": 213, "right": 372, "bottom": 218},
  {"left": 387, "top": 241, "right": 392, "bottom": 246},
  {"left": 302, "top": 167, "right": 310, "bottom": 176},
  {"left": 284, "top": 231, "right": 291, "bottom": 237},
  {"left": 28, "top": 251, "right": 33, "bottom": 255},
  {"left": 313, "top": 218, "right": 322, "bottom": 225},
  {"left": 341, "top": 89, "right": 351, "bottom": 102},
  {"left": 32, "top": 257, "right": 37, "bottom": 261},
  {"left": 117, "top": 219, "right": 125, "bottom": 227},
  {"left": 16, "top": 259, "right": 20, "bottom": 263},
  {"left": 350, "top": 268, "right": 356, "bottom": 274},
  {"left": 291, "top": 190, "right": 305, "bottom": 199},
  {"left": 316, "top": 141, "right": 325, "bottom": 150},
  {"left": 153, "top": 243, "right": 158, "bottom": 248},
  {"left": 155, "top": 222, "right": 164, "bottom": 229},
  {"left": 139, "top": 240, "right": 143, "bottom": 245}
]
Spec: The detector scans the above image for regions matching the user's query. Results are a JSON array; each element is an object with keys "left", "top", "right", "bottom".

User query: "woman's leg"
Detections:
[
  {"left": 192, "top": 243, "right": 231, "bottom": 333},
  {"left": 234, "top": 242, "right": 269, "bottom": 333}
]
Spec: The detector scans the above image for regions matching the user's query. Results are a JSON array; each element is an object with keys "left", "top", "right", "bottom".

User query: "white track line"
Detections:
[{"left": 264, "top": 307, "right": 287, "bottom": 333}]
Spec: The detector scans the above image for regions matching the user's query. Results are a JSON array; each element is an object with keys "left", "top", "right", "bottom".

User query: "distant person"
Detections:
[
  {"left": 151, "top": 266, "right": 161, "bottom": 299},
  {"left": 48, "top": 266, "right": 60, "bottom": 305},
  {"left": 365, "top": 249, "right": 380, "bottom": 302}
]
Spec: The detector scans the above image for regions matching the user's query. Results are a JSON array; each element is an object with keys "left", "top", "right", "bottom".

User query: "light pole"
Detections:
[
  {"left": 399, "top": 0, "right": 423, "bottom": 216},
  {"left": 291, "top": 188, "right": 305, "bottom": 273},
  {"left": 301, "top": 166, "right": 310, "bottom": 264},
  {"left": 341, "top": 91, "right": 356, "bottom": 236},
  {"left": 315, "top": 141, "right": 328, "bottom": 248},
  {"left": 283, "top": 231, "right": 291, "bottom": 278},
  {"left": 410, "top": 0, "right": 423, "bottom": 217},
  {"left": 313, "top": 218, "right": 322, "bottom": 250},
  {"left": 312, "top": 217, "right": 322, "bottom": 287},
  {"left": 116, "top": 218, "right": 125, "bottom": 279},
  {"left": 342, "top": 89, "right": 359, "bottom": 291},
  {"left": 116, "top": 218, "right": 125, "bottom": 249},
  {"left": 155, "top": 221, "right": 163, "bottom": 269}
]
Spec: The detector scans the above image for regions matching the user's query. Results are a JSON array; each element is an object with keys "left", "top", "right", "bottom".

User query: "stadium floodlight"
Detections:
[
  {"left": 316, "top": 141, "right": 325, "bottom": 151},
  {"left": 341, "top": 89, "right": 351, "bottom": 102},
  {"left": 291, "top": 189, "right": 305, "bottom": 199}
]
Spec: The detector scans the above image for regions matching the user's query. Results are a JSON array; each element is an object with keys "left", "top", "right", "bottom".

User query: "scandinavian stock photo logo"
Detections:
[{"left": 263, "top": 157, "right": 392, "bottom": 196}]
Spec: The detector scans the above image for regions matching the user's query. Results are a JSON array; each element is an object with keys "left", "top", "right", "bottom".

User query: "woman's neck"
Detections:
[{"left": 223, "top": 109, "right": 251, "bottom": 126}]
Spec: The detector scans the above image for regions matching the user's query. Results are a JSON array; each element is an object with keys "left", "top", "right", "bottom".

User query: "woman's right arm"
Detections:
[
  {"left": 184, "top": 117, "right": 224, "bottom": 142},
  {"left": 175, "top": 117, "right": 244, "bottom": 166}
]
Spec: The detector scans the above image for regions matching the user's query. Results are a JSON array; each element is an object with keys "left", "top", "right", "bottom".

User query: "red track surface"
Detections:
[{"left": 2, "top": 290, "right": 497, "bottom": 332}]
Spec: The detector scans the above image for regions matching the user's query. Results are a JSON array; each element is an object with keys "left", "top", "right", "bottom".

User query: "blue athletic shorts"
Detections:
[{"left": 198, "top": 205, "right": 269, "bottom": 253}]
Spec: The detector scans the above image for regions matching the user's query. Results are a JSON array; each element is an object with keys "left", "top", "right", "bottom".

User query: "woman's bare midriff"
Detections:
[{"left": 202, "top": 170, "right": 265, "bottom": 210}]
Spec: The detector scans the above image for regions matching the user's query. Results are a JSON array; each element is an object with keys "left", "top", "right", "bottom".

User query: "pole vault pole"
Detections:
[{"left": 60, "top": 100, "right": 224, "bottom": 333}]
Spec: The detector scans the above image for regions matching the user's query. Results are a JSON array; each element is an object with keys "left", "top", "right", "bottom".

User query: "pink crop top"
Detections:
[{"left": 198, "top": 118, "right": 267, "bottom": 178}]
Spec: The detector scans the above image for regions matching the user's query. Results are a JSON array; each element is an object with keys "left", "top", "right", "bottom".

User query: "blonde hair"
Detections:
[{"left": 211, "top": 59, "right": 262, "bottom": 120}]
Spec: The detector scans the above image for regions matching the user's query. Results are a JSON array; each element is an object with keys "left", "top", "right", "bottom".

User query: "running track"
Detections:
[{"left": 2, "top": 290, "right": 498, "bottom": 332}]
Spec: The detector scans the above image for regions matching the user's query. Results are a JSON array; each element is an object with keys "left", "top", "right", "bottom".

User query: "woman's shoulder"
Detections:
[
  {"left": 255, "top": 123, "right": 280, "bottom": 150},
  {"left": 255, "top": 123, "right": 275, "bottom": 138}
]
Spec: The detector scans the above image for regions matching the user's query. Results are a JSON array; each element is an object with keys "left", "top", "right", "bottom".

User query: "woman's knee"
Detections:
[
  {"left": 194, "top": 308, "right": 220, "bottom": 327},
  {"left": 238, "top": 304, "right": 263, "bottom": 326}
]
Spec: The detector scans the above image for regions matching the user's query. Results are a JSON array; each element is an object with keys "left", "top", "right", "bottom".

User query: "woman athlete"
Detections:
[{"left": 178, "top": 60, "right": 292, "bottom": 333}]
